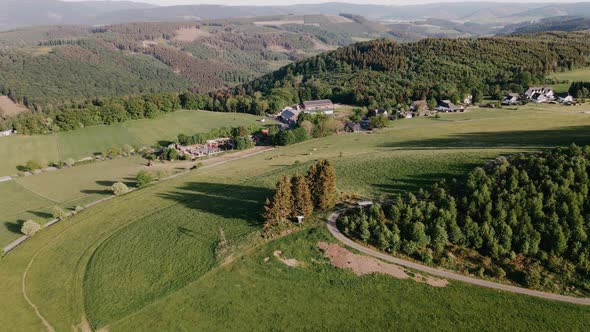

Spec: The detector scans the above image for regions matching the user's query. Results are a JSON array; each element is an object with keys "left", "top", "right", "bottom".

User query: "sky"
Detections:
[{"left": 67, "top": 0, "right": 577, "bottom": 6}]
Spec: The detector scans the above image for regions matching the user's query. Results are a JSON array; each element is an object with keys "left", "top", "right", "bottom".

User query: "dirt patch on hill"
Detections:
[
  {"left": 174, "top": 27, "right": 211, "bottom": 41},
  {"left": 0, "top": 96, "right": 29, "bottom": 120},
  {"left": 318, "top": 242, "right": 448, "bottom": 287},
  {"left": 273, "top": 250, "right": 304, "bottom": 267}
]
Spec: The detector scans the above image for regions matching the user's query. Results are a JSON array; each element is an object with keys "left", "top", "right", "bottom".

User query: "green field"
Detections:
[
  {"left": 549, "top": 66, "right": 590, "bottom": 93},
  {"left": 0, "top": 110, "right": 267, "bottom": 176},
  {"left": 1, "top": 104, "right": 590, "bottom": 331}
]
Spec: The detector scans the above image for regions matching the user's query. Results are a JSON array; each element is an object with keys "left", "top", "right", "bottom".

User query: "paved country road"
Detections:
[{"left": 326, "top": 210, "right": 590, "bottom": 306}]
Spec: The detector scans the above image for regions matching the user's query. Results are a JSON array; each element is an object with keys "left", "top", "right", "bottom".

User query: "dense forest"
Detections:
[
  {"left": 234, "top": 32, "right": 590, "bottom": 109},
  {"left": 338, "top": 145, "right": 590, "bottom": 296},
  {"left": 0, "top": 17, "right": 364, "bottom": 111}
]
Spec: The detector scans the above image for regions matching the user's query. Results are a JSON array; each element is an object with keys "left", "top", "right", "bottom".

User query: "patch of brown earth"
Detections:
[
  {"left": 273, "top": 250, "right": 303, "bottom": 267},
  {"left": 318, "top": 242, "right": 448, "bottom": 287},
  {"left": 173, "top": 27, "right": 211, "bottom": 41},
  {"left": 0, "top": 96, "right": 29, "bottom": 119}
]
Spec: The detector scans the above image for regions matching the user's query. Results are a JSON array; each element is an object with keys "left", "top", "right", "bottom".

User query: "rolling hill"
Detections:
[{"left": 236, "top": 31, "right": 590, "bottom": 109}]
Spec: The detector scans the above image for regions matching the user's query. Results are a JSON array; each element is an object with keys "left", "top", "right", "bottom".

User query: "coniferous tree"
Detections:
[
  {"left": 263, "top": 175, "right": 293, "bottom": 235},
  {"left": 290, "top": 174, "right": 314, "bottom": 218},
  {"left": 307, "top": 159, "right": 337, "bottom": 210}
]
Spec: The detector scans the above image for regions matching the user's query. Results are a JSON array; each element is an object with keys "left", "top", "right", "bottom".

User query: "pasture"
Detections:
[
  {"left": 549, "top": 66, "right": 590, "bottom": 93},
  {"left": 0, "top": 110, "right": 268, "bottom": 176},
  {"left": 1, "top": 104, "right": 590, "bottom": 330}
]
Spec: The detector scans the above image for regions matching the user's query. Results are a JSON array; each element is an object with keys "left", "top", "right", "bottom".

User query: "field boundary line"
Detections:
[
  {"left": 326, "top": 210, "right": 590, "bottom": 306},
  {"left": 12, "top": 180, "right": 60, "bottom": 204}
]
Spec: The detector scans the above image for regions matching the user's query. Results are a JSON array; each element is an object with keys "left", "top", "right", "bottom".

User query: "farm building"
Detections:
[
  {"left": 502, "top": 93, "right": 522, "bottom": 105},
  {"left": 303, "top": 99, "right": 334, "bottom": 111},
  {"left": 525, "top": 87, "right": 554, "bottom": 103},
  {"left": 437, "top": 100, "right": 464, "bottom": 112},
  {"left": 279, "top": 107, "right": 302, "bottom": 125}
]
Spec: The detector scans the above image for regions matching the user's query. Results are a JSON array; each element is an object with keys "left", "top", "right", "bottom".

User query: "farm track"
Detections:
[{"left": 326, "top": 210, "right": 590, "bottom": 306}]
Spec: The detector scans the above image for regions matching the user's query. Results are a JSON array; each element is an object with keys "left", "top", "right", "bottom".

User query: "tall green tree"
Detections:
[
  {"left": 290, "top": 174, "right": 314, "bottom": 218},
  {"left": 263, "top": 175, "right": 293, "bottom": 235},
  {"left": 307, "top": 160, "right": 337, "bottom": 210}
]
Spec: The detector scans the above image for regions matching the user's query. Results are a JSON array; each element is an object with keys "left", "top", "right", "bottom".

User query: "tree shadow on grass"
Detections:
[
  {"left": 4, "top": 220, "right": 23, "bottom": 234},
  {"left": 27, "top": 210, "right": 53, "bottom": 219},
  {"left": 80, "top": 180, "right": 136, "bottom": 195},
  {"left": 371, "top": 170, "right": 480, "bottom": 196},
  {"left": 380, "top": 125, "right": 590, "bottom": 150},
  {"left": 158, "top": 182, "right": 273, "bottom": 227}
]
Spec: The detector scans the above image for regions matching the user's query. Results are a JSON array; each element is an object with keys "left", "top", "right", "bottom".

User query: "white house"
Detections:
[
  {"left": 559, "top": 95, "right": 574, "bottom": 104},
  {"left": 525, "top": 87, "right": 554, "bottom": 102}
]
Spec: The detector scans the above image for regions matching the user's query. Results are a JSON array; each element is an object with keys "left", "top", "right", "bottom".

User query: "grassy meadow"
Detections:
[
  {"left": 549, "top": 66, "right": 590, "bottom": 93},
  {"left": 0, "top": 110, "right": 266, "bottom": 175},
  {"left": 1, "top": 104, "right": 590, "bottom": 330}
]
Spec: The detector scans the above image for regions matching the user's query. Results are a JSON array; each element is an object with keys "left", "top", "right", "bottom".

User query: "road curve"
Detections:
[{"left": 326, "top": 210, "right": 590, "bottom": 306}]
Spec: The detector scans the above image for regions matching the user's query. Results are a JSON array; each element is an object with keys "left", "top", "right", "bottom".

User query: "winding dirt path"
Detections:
[{"left": 326, "top": 210, "right": 590, "bottom": 306}]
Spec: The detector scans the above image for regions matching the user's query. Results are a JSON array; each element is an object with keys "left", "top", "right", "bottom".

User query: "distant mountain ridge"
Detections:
[{"left": 2, "top": 1, "right": 590, "bottom": 31}]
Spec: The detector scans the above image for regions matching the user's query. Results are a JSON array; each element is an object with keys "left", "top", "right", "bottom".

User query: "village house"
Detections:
[
  {"left": 502, "top": 93, "right": 522, "bottom": 105},
  {"left": 278, "top": 107, "right": 302, "bottom": 125},
  {"left": 367, "top": 108, "right": 388, "bottom": 118},
  {"left": 525, "top": 87, "right": 555, "bottom": 103},
  {"left": 302, "top": 99, "right": 335, "bottom": 115},
  {"left": 437, "top": 100, "right": 464, "bottom": 112}
]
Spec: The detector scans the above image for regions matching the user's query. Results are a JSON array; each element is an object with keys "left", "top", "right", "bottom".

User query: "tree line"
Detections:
[{"left": 338, "top": 144, "right": 590, "bottom": 295}]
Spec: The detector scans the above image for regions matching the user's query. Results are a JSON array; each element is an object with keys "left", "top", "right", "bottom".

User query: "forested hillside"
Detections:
[
  {"left": 339, "top": 145, "right": 590, "bottom": 296},
  {"left": 0, "top": 17, "right": 378, "bottom": 110},
  {"left": 235, "top": 32, "right": 590, "bottom": 109}
]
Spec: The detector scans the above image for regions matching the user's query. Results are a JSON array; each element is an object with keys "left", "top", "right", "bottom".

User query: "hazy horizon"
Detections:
[{"left": 65, "top": 0, "right": 581, "bottom": 6}]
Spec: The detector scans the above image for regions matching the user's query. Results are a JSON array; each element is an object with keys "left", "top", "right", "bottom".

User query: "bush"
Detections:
[
  {"left": 52, "top": 206, "right": 68, "bottom": 220},
  {"left": 21, "top": 220, "right": 42, "bottom": 236},
  {"left": 111, "top": 182, "right": 129, "bottom": 195},
  {"left": 23, "top": 160, "right": 41, "bottom": 172},
  {"left": 136, "top": 170, "right": 154, "bottom": 188},
  {"left": 163, "top": 148, "right": 179, "bottom": 161},
  {"left": 235, "top": 136, "right": 255, "bottom": 150}
]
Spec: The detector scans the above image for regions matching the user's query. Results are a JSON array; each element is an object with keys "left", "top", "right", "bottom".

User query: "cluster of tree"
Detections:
[
  {"left": 2, "top": 93, "right": 181, "bottom": 134},
  {"left": 568, "top": 81, "right": 590, "bottom": 98},
  {"left": 177, "top": 125, "right": 258, "bottom": 146},
  {"left": 338, "top": 144, "right": 590, "bottom": 293},
  {"left": 236, "top": 32, "right": 590, "bottom": 110},
  {"left": 264, "top": 160, "right": 337, "bottom": 236}
]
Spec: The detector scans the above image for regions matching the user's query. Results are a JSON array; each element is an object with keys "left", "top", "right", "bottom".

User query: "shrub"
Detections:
[
  {"left": 23, "top": 160, "right": 41, "bottom": 172},
  {"left": 136, "top": 170, "right": 154, "bottom": 188},
  {"left": 21, "top": 220, "right": 41, "bottom": 236},
  {"left": 52, "top": 206, "right": 68, "bottom": 220},
  {"left": 111, "top": 182, "right": 129, "bottom": 196},
  {"left": 163, "top": 148, "right": 179, "bottom": 161}
]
